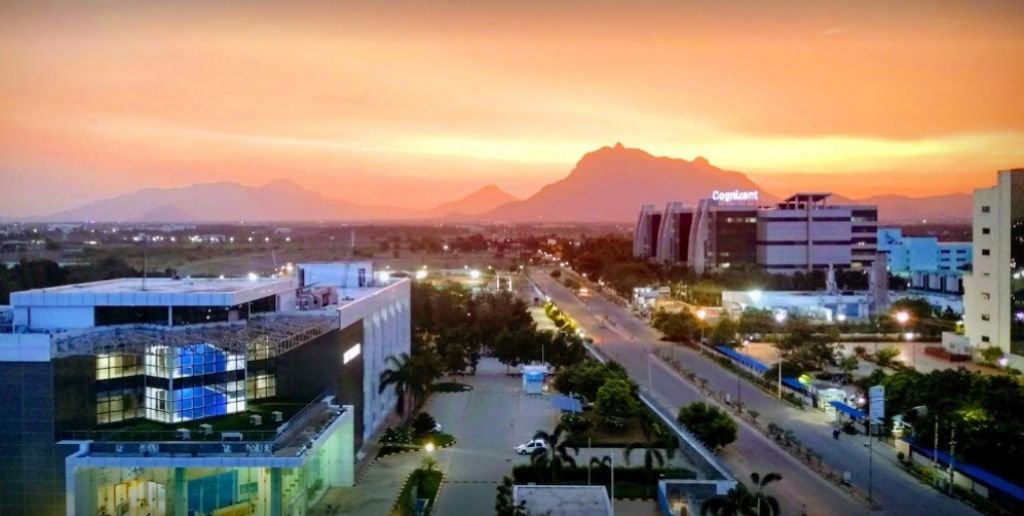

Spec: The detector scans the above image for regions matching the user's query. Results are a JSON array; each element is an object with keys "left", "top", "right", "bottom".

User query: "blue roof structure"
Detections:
[
  {"left": 905, "top": 439, "right": 1024, "bottom": 502},
  {"left": 715, "top": 346, "right": 769, "bottom": 374},
  {"left": 829, "top": 401, "right": 866, "bottom": 420},
  {"left": 550, "top": 395, "right": 582, "bottom": 413}
]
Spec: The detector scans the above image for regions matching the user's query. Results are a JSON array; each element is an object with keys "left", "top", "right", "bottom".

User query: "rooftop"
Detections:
[
  {"left": 12, "top": 276, "right": 293, "bottom": 296},
  {"left": 514, "top": 486, "right": 612, "bottom": 516}
]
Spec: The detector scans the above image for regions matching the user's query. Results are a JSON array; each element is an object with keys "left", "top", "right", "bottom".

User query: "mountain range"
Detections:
[{"left": 27, "top": 144, "right": 972, "bottom": 223}]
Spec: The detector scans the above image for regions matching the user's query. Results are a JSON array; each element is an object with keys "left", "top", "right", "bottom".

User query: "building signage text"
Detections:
[
  {"left": 711, "top": 190, "right": 760, "bottom": 203},
  {"left": 343, "top": 343, "right": 362, "bottom": 364}
]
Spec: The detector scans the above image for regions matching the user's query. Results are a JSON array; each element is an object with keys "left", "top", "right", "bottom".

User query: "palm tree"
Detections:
[
  {"left": 529, "top": 423, "right": 579, "bottom": 482},
  {"left": 624, "top": 415, "right": 679, "bottom": 497},
  {"left": 588, "top": 455, "right": 612, "bottom": 488},
  {"left": 750, "top": 472, "right": 782, "bottom": 516},
  {"left": 700, "top": 483, "right": 755, "bottom": 516},
  {"left": 378, "top": 352, "right": 425, "bottom": 421}
]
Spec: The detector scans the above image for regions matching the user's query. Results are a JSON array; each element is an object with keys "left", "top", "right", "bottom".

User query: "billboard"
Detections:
[{"left": 869, "top": 385, "right": 885, "bottom": 423}]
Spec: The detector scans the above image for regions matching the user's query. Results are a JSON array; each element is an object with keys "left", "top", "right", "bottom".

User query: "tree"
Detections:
[
  {"left": 378, "top": 353, "right": 423, "bottom": 421},
  {"left": 589, "top": 455, "right": 613, "bottom": 488},
  {"left": 530, "top": 423, "right": 580, "bottom": 482},
  {"left": 875, "top": 346, "right": 901, "bottom": 367},
  {"left": 979, "top": 345, "right": 1004, "bottom": 365},
  {"left": 710, "top": 316, "right": 739, "bottom": 346},
  {"left": 379, "top": 352, "right": 440, "bottom": 421},
  {"left": 651, "top": 309, "right": 699, "bottom": 342},
  {"left": 677, "top": 402, "right": 738, "bottom": 450},
  {"left": 412, "top": 412, "right": 438, "bottom": 437},
  {"left": 775, "top": 316, "right": 839, "bottom": 371},
  {"left": 700, "top": 483, "right": 756, "bottom": 516},
  {"left": 495, "top": 476, "right": 529, "bottom": 516},
  {"left": 553, "top": 359, "right": 628, "bottom": 401},
  {"left": 750, "top": 472, "right": 783, "bottom": 516},
  {"left": 594, "top": 378, "right": 641, "bottom": 423},
  {"left": 738, "top": 308, "right": 775, "bottom": 336},
  {"left": 838, "top": 355, "right": 859, "bottom": 383},
  {"left": 625, "top": 414, "right": 679, "bottom": 497}
]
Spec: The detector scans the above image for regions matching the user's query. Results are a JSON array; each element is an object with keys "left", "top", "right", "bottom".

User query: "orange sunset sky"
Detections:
[{"left": 2, "top": 0, "right": 1023, "bottom": 216}]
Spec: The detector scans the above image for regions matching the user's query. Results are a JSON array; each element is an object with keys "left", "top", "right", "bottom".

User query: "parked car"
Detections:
[{"left": 514, "top": 439, "right": 548, "bottom": 455}]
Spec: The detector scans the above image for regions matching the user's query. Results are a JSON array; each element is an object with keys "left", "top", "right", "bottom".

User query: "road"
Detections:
[{"left": 532, "top": 270, "right": 978, "bottom": 516}]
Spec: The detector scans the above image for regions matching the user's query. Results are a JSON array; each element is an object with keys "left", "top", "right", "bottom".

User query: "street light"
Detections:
[
  {"left": 774, "top": 311, "right": 787, "bottom": 399},
  {"left": 696, "top": 309, "right": 707, "bottom": 346},
  {"left": 896, "top": 310, "right": 913, "bottom": 368},
  {"left": 424, "top": 442, "right": 435, "bottom": 453}
]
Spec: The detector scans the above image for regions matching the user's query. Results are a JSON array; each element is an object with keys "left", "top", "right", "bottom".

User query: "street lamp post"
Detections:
[
  {"left": 695, "top": 309, "right": 707, "bottom": 360},
  {"left": 896, "top": 310, "right": 912, "bottom": 368},
  {"left": 774, "top": 311, "right": 787, "bottom": 399}
]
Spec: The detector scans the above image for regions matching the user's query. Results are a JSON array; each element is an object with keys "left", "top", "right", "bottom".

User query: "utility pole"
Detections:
[
  {"left": 933, "top": 415, "right": 939, "bottom": 481},
  {"left": 610, "top": 453, "right": 615, "bottom": 516},
  {"left": 868, "top": 421, "right": 874, "bottom": 504},
  {"left": 948, "top": 424, "right": 957, "bottom": 495},
  {"left": 647, "top": 351, "right": 653, "bottom": 393}
]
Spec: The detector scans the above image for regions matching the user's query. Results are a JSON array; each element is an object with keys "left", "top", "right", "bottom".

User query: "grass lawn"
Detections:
[
  {"left": 392, "top": 468, "right": 443, "bottom": 516},
  {"left": 379, "top": 432, "right": 456, "bottom": 458},
  {"left": 96, "top": 398, "right": 310, "bottom": 441}
]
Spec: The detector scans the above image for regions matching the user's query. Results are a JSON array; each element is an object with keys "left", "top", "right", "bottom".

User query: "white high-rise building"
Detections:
[{"left": 964, "top": 169, "right": 1024, "bottom": 365}]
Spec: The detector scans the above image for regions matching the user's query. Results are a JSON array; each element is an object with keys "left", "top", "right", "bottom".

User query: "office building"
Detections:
[
  {"left": 877, "top": 228, "right": 970, "bottom": 295},
  {"left": 632, "top": 204, "right": 662, "bottom": 259},
  {"left": 634, "top": 192, "right": 878, "bottom": 275},
  {"left": 0, "top": 262, "right": 410, "bottom": 515},
  {"left": 964, "top": 169, "right": 1024, "bottom": 364}
]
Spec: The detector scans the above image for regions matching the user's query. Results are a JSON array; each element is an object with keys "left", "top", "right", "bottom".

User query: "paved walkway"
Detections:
[{"left": 311, "top": 451, "right": 422, "bottom": 516}]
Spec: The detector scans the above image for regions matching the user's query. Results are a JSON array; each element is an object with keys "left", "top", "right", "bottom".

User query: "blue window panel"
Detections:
[
  {"left": 187, "top": 478, "right": 202, "bottom": 513},
  {"left": 201, "top": 478, "right": 218, "bottom": 513}
]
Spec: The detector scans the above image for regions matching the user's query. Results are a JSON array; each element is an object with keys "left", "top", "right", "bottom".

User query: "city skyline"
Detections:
[{"left": 2, "top": 0, "right": 1023, "bottom": 216}]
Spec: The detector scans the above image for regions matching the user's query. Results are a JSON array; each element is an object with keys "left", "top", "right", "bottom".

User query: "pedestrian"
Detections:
[{"left": 833, "top": 428, "right": 840, "bottom": 440}]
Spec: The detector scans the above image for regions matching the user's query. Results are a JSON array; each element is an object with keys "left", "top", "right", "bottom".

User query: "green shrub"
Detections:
[
  {"left": 560, "top": 413, "right": 593, "bottom": 434},
  {"left": 412, "top": 412, "right": 438, "bottom": 437},
  {"left": 431, "top": 382, "right": 472, "bottom": 393}
]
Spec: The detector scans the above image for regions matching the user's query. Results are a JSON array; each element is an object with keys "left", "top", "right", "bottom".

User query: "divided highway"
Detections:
[{"left": 530, "top": 270, "right": 977, "bottom": 516}]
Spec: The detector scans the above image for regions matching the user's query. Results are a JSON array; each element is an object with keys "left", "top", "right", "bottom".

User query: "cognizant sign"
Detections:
[{"left": 711, "top": 190, "right": 759, "bottom": 203}]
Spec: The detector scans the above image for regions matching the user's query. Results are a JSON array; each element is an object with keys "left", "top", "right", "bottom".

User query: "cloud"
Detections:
[{"left": 823, "top": 26, "right": 849, "bottom": 37}]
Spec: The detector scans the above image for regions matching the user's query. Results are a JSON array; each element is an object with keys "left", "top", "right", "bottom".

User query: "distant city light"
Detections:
[
  {"left": 469, "top": 269, "right": 481, "bottom": 279},
  {"left": 836, "top": 313, "right": 847, "bottom": 323},
  {"left": 415, "top": 270, "right": 428, "bottom": 280},
  {"left": 749, "top": 290, "right": 762, "bottom": 303},
  {"left": 247, "top": 272, "right": 259, "bottom": 281},
  {"left": 774, "top": 311, "right": 787, "bottom": 324},
  {"left": 896, "top": 311, "right": 910, "bottom": 324},
  {"left": 696, "top": 309, "right": 707, "bottom": 321}
]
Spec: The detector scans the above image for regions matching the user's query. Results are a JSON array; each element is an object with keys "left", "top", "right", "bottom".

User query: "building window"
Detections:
[
  {"left": 981, "top": 206, "right": 991, "bottom": 213},
  {"left": 982, "top": 314, "right": 991, "bottom": 321},
  {"left": 982, "top": 227, "right": 990, "bottom": 235},
  {"left": 247, "top": 373, "right": 277, "bottom": 400},
  {"left": 982, "top": 292, "right": 991, "bottom": 300},
  {"left": 96, "top": 354, "right": 143, "bottom": 380},
  {"left": 96, "top": 389, "right": 143, "bottom": 424},
  {"left": 982, "top": 336, "right": 990, "bottom": 342},
  {"left": 982, "top": 249, "right": 991, "bottom": 256}
]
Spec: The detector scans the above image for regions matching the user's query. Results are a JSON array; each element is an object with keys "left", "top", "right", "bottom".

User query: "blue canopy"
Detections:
[
  {"left": 782, "top": 377, "right": 807, "bottom": 393},
  {"left": 829, "top": 401, "right": 866, "bottom": 420},
  {"left": 905, "top": 439, "right": 1024, "bottom": 502},
  {"left": 550, "top": 395, "right": 582, "bottom": 413},
  {"left": 715, "top": 346, "right": 769, "bottom": 375}
]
